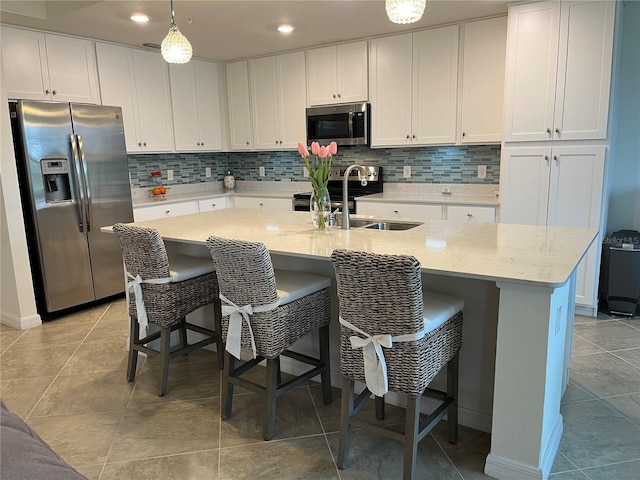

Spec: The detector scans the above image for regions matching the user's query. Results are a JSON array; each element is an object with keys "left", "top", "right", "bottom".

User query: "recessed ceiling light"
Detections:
[
  {"left": 131, "top": 14, "right": 151, "bottom": 23},
  {"left": 277, "top": 24, "right": 295, "bottom": 34}
]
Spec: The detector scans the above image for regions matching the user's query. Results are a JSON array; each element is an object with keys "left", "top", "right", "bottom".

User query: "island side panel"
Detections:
[{"left": 486, "top": 280, "right": 572, "bottom": 480}]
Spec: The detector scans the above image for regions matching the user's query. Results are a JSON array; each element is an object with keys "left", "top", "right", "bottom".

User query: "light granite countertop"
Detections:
[{"left": 127, "top": 208, "right": 595, "bottom": 288}]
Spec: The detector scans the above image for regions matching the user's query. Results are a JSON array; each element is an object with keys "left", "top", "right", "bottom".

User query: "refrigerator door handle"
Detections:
[
  {"left": 69, "top": 134, "right": 86, "bottom": 232},
  {"left": 76, "top": 135, "right": 93, "bottom": 232}
]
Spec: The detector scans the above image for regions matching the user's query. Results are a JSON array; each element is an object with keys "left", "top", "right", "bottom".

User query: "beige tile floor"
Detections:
[{"left": 1, "top": 300, "right": 639, "bottom": 479}]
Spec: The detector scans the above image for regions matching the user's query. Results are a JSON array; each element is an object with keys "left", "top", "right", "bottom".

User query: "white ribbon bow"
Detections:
[
  {"left": 126, "top": 271, "right": 173, "bottom": 329},
  {"left": 220, "top": 293, "right": 280, "bottom": 360},
  {"left": 340, "top": 316, "right": 427, "bottom": 397}
]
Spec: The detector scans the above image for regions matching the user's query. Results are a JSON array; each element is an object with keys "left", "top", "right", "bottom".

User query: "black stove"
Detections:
[{"left": 292, "top": 166, "right": 382, "bottom": 214}]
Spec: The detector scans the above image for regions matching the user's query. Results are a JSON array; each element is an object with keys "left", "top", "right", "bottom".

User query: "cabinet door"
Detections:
[
  {"left": 194, "top": 61, "right": 223, "bottom": 150},
  {"left": 96, "top": 43, "right": 141, "bottom": 152},
  {"left": 233, "top": 196, "right": 290, "bottom": 210},
  {"left": 169, "top": 60, "right": 223, "bottom": 151},
  {"left": 44, "top": 34, "right": 100, "bottom": 104},
  {"left": 1, "top": 27, "right": 50, "bottom": 100},
  {"left": 503, "top": 1, "right": 561, "bottom": 142},
  {"left": 447, "top": 205, "right": 496, "bottom": 223},
  {"left": 250, "top": 56, "right": 280, "bottom": 150},
  {"left": 277, "top": 51, "right": 307, "bottom": 149},
  {"left": 307, "top": 46, "right": 338, "bottom": 106},
  {"left": 547, "top": 146, "right": 606, "bottom": 307},
  {"left": 131, "top": 49, "right": 174, "bottom": 152},
  {"left": 370, "top": 34, "right": 413, "bottom": 147},
  {"left": 459, "top": 17, "right": 507, "bottom": 144},
  {"left": 169, "top": 62, "right": 199, "bottom": 151},
  {"left": 226, "top": 61, "right": 253, "bottom": 150},
  {"left": 553, "top": 1, "right": 615, "bottom": 141},
  {"left": 337, "top": 41, "right": 368, "bottom": 104},
  {"left": 412, "top": 25, "right": 459, "bottom": 145},
  {"left": 499, "top": 147, "right": 552, "bottom": 226}
]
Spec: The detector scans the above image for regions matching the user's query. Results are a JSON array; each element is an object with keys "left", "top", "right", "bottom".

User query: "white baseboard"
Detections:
[
  {"left": 575, "top": 305, "right": 597, "bottom": 317},
  {"left": 0, "top": 311, "right": 42, "bottom": 330}
]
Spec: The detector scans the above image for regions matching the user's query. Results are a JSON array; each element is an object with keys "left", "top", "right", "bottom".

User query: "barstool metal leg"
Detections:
[
  {"left": 337, "top": 378, "right": 355, "bottom": 469},
  {"left": 447, "top": 352, "right": 459, "bottom": 444},
  {"left": 178, "top": 318, "right": 188, "bottom": 350},
  {"left": 159, "top": 327, "right": 171, "bottom": 396},
  {"left": 375, "top": 395, "right": 385, "bottom": 420},
  {"left": 319, "top": 324, "right": 332, "bottom": 405},
  {"left": 403, "top": 396, "right": 420, "bottom": 480},
  {"left": 127, "top": 315, "right": 139, "bottom": 382},
  {"left": 264, "top": 358, "right": 278, "bottom": 440}
]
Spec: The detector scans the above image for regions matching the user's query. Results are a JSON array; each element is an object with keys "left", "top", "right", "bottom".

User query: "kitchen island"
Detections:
[{"left": 108, "top": 208, "right": 597, "bottom": 480}]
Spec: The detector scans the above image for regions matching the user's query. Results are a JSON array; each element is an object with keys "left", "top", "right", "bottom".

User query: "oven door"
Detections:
[{"left": 292, "top": 194, "right": 311, "bottom": 211}]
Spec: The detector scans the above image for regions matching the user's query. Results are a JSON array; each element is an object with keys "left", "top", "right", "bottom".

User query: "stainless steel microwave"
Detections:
[{"left": 306, "top": 102, "right": 370, "bottom": 146}]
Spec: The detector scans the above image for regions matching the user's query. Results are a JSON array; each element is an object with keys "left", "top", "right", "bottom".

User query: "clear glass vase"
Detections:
[{"left": 311, "top": 187, "right": 331, "bottom": 230}]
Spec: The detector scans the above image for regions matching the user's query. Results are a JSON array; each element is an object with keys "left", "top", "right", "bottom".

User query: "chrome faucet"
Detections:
[{"left": 342, "top": 165, "right": 368, "bottom": 230}]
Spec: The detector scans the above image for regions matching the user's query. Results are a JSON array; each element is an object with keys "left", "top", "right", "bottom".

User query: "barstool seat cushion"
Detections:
[
  {"left": 168, "top": 254, "right": 216, "bottom": 282},
  {"left": 274, "top": 270, "right": 331, "bottom": 305},
  {"left": 422, "top": 291, "right": 465, "bottom": 330}
]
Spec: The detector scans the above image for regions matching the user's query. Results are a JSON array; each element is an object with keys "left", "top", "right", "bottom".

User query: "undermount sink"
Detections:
[
  {"left": 364, "top": 221, "right": 423, "bottom": 231},
  {"left": 333, "top": 216, "right": 423, "bottom": 231}
]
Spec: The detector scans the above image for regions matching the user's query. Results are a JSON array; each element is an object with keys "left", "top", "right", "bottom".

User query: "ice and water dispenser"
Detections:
[{"left": 40, "top": 158, "right": 72, "bottom": 203}]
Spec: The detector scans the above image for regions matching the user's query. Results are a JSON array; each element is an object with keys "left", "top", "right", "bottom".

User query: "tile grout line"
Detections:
[
  {"left": 429, "top": 431, "right": 465, "bottom": 479},
  {"left": 305, "top": 382, "right": 343, "bottom": 479}
]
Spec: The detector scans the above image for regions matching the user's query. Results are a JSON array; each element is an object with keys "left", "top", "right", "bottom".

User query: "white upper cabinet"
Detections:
[
  {"left": 307, "top": 41, "right": 368, "bottom": 106},
  {"left": 504, "top": 1, "right": 615, "bottom": 142},
  {"left": 1, "top": 27, "right": 100, "bottom": 104},
  {"left": 370, "top": 25, "right": 459, "bottom": 147},
  {"left": 169, "top": 60, "right": 223, "bottom": 152},
  {"left": 250, "top": 51, "right": 307, "bottom": 150},
  {"left": 226, "top": 60, "right": 253, "bottom": 150},
  {"left": 459, "top": 17, "right": 507, "bottom": 144},
  {"left": 96, "top": 44, "right": 174, "bottom": 153}
]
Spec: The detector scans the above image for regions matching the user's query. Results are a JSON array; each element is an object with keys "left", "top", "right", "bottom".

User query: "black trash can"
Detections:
[{"left": 600, "top": 230, "right": 640, "bottom": 317}]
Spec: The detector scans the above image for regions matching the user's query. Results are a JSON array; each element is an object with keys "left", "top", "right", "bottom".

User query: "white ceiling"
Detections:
[{"left": 0, "top": 1, "right": 510, "bottom": 62}]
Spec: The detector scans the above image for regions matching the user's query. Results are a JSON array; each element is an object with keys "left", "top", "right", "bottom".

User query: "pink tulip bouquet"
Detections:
[{"left": 298, "top": 141, "right": 337, "bottom": 228}]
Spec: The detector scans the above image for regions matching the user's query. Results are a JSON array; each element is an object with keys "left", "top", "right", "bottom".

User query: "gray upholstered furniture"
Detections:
[
  {"left": 113, "top": 223, "right": 224, "bottom": 396},
  {"left": 206, "top": 236, "right": 332, "bottom": 440},
  {"left": 331, "top": 249, "right": 464, "bottom": 480},
  {"left": 0, "top": 399, "right": 88, "bottom": 480}
]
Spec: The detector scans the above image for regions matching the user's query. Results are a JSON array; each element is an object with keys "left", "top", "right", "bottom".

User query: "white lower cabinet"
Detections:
[
  {"left": 232, "top": 196, "right": 292, "bottom": 210},
  {"left": 197, "top": 197, "right": 229, "bottom": 212},
  {"left": 446, "top": 205, "right": 496, "bottom": 223},
  {"left": 133, "top": 201, "right": 198, "bottom": 222},
  {"left": 500, "top": 145, "right": 607, "bottom": 308},
  {"left": 357, "top": 202, "right": 442, "bottom": 221}
]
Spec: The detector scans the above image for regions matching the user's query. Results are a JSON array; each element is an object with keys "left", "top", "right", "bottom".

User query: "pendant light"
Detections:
[
  {"left": 161, "top": 0, "right": 193, "bottom": 64},
  {"left": 385, "top": 0, "right": 427, "bottom": 25}
]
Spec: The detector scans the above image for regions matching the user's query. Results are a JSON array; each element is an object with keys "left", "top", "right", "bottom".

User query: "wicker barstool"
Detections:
[
  {"left": 331, "top": 249, "right": 464, "bottom": 480},
  {"left": 112, "top": 223, "right": 224, "bottom": 397},
  {"left": 206, "top": 236, "right": 332, "bottom": 441}
]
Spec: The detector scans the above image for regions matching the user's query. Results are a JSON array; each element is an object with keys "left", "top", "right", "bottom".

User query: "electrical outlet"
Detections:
[
  {"left": 205, "top": 167, "right": 211, "bottom": 178},
  {"left": 302, "top": 168, "right": 309, "bottom": 178},
  {"left": 403, "top": 165, "right": 411, "bottom": 178},
  {"left": 167, "top": 169, "right": 174, "bottom": 181},
  {"left": 477, "top": 165, "right": 487, "bottom": 179},
  {"left": 259, "top": 166, "right": 265, "bottom": 177}
]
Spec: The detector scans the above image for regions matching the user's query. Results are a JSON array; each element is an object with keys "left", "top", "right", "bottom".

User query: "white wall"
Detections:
[
  {"left": 0, "top": 65, "right": 41, "bottom": 329},
  {"left": 607, "top": 0, "right": 640, "bottom": 235}
]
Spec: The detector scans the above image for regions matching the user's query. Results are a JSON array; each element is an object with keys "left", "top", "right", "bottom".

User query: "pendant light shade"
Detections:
[
  {"left": 161, "top": 0, "right": 192, "bottom": 64},
  {"left": 385, "top": 0, "right": 427, "bottom": 25}
]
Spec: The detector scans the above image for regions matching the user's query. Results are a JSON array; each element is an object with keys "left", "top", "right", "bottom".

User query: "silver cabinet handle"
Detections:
[
  {"left": 333, "top": 94, "right": 336, "bottom": 99},
  {"left": 462, "top": 132, "right": 466, "bottom": 137},
  {"left": 259, "top": 202, "right": 264, "bottom": 207},
  {"left": 546, "top": 128, "right": 551, "bottom": 134},
  {"left": 211, "top": 203, "right": 216, "bottom": 208},
  {"left": 544, "top": 155, "right": 549, "bottom": 162},
  {"left": 143, "top": 142, "right": 147, "bottom": 147},
  {"left": 201, "top": 142, "right": 204, "bottom": 146},
  {"left": 138, "top": 142, "right": 142, "bottom": 147},
  {"left": 165, "top": 210, "right": 171, "bottom": 215},
  {"left": 246, "top": 141, "right": 250, "bottom": 145},
  {"left": 337, "top": 93, "right": 341, "bottom": 98},
  {"left": 412, "top": 134, "right": 416, "bottom": 139},
  {"left": 393, "top": 210, "right": 399, "bottom": 214},
  {"left": 553, "top": 155, "right": 559, "bottom": 162},
  {"left": 555, "top": 128, "right": 560, "bottom": 135},
  {"left": 467, "top": 213, "right": 473, "bottom": 217},
  {"left": 45, "top": 89, "right": 51, "bottom": 95},
  {"left": 406, "top": 135, "right": 410, "bottom": 139},
  {"left": 52, "top": 90, "right": 57, "bottom": 95}
]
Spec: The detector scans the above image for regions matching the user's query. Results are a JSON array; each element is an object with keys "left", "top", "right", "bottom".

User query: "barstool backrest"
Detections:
[
  {"left": 206, "top": 236, "right": 278, "bottom": 306},
  {"left": 331, "top": 249, "right": 424, "bottom": 336},
  {"left": 112, "top": 223, "right": 170, "bottom": 279}
]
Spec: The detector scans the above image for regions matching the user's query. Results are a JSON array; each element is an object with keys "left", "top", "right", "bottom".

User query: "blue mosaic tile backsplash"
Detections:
[{"left": 128, "top": 145, "right": 500, "bottom": 188}]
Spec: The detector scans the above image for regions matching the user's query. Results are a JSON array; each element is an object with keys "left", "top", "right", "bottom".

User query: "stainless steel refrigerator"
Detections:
[{"left": 10, "top": 100, "right": 133, "bottom": 319}]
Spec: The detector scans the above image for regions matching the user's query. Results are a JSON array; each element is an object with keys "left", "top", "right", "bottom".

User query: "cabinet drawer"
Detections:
[
  {"left": 446, "top": 205, "right": 496, "bottom": 223},
  {"left": 233, "top": 197, "right": 291, "bottom": 210},
  {"left": 357, "top": 202, "right": 442, "bottom": 220},
  {"left": 197, "top": 197, "right": 229, "bottom": 212},
  {"left": 133, "top": 201, "right": 198, "bottom": 222}
]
